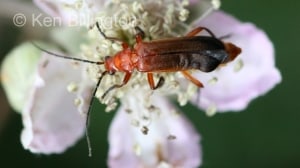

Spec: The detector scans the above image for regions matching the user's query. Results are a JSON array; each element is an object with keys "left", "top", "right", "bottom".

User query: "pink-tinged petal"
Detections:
[
  {"left": 21, "top": 53, "right": 91, "bottom": 154},
  {"left": 191, "top": 11, "right": 281, "bottom": 112},
  {"left": 33, "top": 0, "right": 108, "bottom": 26},
  {"left": 108, "top": 94, "right": 201, "bottom": 168},
  {"left": 1, "top": 42, "right": 41, "bottom": 113}
]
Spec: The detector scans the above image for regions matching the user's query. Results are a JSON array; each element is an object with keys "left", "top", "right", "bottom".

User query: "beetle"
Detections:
[
  {"left": 98, "top": 23, "right": 241, "bottom": 98},
  {"left": 33, "top": 23, "right": 241, "bottom": 156},
  {"left": 35, "top": 23, "right": 241, "bottom": 98}
]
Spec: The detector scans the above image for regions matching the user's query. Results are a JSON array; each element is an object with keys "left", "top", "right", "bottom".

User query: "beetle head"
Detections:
[{"left": 104, "top": 56, "right": 116, "bottom": 74}]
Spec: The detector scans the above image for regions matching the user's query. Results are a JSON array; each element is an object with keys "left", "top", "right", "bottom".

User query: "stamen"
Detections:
[
  {"left": 125, "top": 108, "right": 132, "bottom": 113},
  {"left": 206, "top": 104, "right": 217, "bottom": 117},
  {"left": 67, "top": 82, "right": 78, "bottom": 92},
  {"left": 141, "top": 126, "right": 149, "bottom": 135},
  {"left": 131, "top": 119, "right": 140, "bottom": 127},
  {"left": 181, "top": 0, "right": 189, "bottom": 6},
  {"left": 132, "top": 1, "right": 144, "bottom": 13},
  {"left": 179, "top": 9, "right": 189, "bottom": 21},
  {"left": 167, "top": 135, "right": 176, "bottom": 140},
  {"left": 208, "top": 77, "right": 218, "bottom": 85},
  {"left": 74, "top": 98, "right": 81, "bottom": 107},
  {"left": 133, "top": 143, "right": 142, "bottom": 156},
  {"left": 234, "top": 59, "right": 244, "bottom": 72},
  {"left": 158, "top": 162, "right": 172, "bottom": 168},
  {"left": 211, "top": 0, "right": 221, "bottom": 9}
]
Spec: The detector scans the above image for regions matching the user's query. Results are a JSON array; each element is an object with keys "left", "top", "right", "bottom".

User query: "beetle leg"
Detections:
[
  {"left": 181, "top": 71, "right": 204, "bottom": 88},
  {"left": 101, "top": 72, "right": 132, "bottom": 99},
  {"left": 95, "top": 22, "right": 129, "bottom": 48},
  {"left": 147, "top": 73, "right": 165, "bottom": 90},
  {"left": 186, "top": 27, "right": 216, "bottom": 38},
  {"left": 135, "top": 26, "right": 145, "bottom": 43}
]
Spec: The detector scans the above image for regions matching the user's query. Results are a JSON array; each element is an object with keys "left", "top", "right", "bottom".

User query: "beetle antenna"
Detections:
[
  {"left": 85, "top": 70, "right": 108, "bottom": 157},
  {"left": 219, "top": 33, "right": 232, "bottom": 40},
  {"left": 31, "top": 42, "right": 104, "bottom": 65},
  {"left": 95, "top": 22, "right": 124, "bottom": 43},
  {"left": 134, "top": 26, "right": 145, "bottom": 39}
]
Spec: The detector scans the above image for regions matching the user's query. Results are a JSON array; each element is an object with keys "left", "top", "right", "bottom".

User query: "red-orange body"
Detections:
[
  {"left": 103, "top": 26, "right": 241, "bottom": 91},
  {"left": 105, "top": 36, "right": 240, "bottom": 73}
]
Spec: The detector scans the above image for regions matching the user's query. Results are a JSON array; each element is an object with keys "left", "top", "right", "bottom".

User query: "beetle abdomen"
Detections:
[
  {"left": 137, "top": 50, "right": 228, "bottom": 72},
  {"left": 190, "top": 50, "right": 228, "bottom": 72}
]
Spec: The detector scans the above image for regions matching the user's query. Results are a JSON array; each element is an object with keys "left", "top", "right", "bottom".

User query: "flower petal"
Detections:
[
  {"left": 21, "top": 52, "right": 91, "bottom": 154},
  {"left": 191, "top": 11, "right": 281, "bottom": 112},
  {"left": 108, "top": 93, "right": 201, "bottom": 167},
  {"left": 1, "top": 42, "right": 41, "bottom": 113}
]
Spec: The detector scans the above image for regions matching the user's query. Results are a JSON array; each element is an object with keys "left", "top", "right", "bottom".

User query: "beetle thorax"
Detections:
[{"left": 105, "top": 48, "right": 136, "bottom": 73}]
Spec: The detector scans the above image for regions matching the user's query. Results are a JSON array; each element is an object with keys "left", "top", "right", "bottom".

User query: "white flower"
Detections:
[{"left": 1, "top": 0, "right": 281, "bottom": 167}]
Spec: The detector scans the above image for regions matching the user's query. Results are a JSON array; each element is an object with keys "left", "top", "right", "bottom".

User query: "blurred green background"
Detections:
[{"left": 0, "top": 0, "right": 298, "bottom": 167}]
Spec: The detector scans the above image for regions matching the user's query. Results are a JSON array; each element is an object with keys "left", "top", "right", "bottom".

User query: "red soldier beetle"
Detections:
[
  {"left": 34, "top": 22, "right": 241, "bottom": 99},
  {"left": 33, "top": 22, "right": 241, "bottom": 156},
  {"left": 97, "top": 22, "right": 241, "bottom": 98}
]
